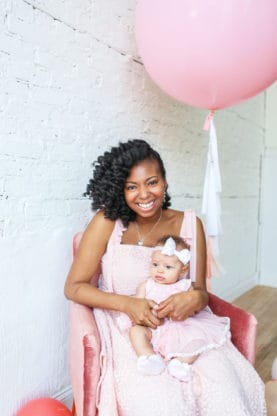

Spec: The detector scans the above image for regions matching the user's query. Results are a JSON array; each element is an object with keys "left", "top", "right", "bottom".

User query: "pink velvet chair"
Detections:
[{"left": 69, "top": 233, "right": 258, "bottom": 416}]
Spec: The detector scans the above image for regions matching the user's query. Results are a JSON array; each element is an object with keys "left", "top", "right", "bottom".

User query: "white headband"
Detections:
[{"left": 156, "top": 237, "right": 191, "bottom": 265}]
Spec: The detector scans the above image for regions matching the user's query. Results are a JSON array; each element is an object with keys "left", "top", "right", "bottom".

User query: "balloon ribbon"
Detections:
[{"left": 202, "top": 112, "right": 223, "bottom": 280}]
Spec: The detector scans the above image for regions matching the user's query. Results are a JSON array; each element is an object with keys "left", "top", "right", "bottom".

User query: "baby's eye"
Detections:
[
  {"left": 166, "top": 265, "right": 173, "bottom": 270},
  {"left": 152, "top": 262, "right": 158, "bottom": 267}
]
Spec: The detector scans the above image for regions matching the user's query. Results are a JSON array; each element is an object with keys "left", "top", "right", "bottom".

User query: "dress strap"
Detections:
[
  {"left": 180, "top": 209, "right": 197, "bottom": 282},
  {"left": 107, "top": 219, "right": 127, "bottom": 249}
]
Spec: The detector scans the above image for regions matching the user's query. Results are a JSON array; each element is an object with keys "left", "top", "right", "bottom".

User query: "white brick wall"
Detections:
[
  {"left": 260, "top": 83, "right": 277, "bottom": 287},
  {"left": 0, "top": 1, "right": 269, "bottom": 414}
]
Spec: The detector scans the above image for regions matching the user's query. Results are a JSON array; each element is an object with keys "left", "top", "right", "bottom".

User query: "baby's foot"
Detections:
[
  {"left": 137, "top": 354, "right": 166, "bottom": 375},
  {"left": 167, "top": 359, "right": 192, "bottom": 381}
]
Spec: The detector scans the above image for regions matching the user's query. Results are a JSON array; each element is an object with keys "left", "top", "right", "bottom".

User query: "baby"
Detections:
[{"left": 129, "top": 236, "right": 230, "bottom": 381}]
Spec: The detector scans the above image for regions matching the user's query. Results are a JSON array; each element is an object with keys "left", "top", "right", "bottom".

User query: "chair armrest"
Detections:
[
  {"left": 208, "top": 292, "right": 257, "bottom": 365},
  {"left": 70, "top": 232, "right": 102, "bottom": 416},
  {"left": 69, "top": 302, "right": 100, "bottom": 416}
]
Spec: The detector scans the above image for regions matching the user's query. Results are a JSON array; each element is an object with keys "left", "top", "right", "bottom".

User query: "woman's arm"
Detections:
[
  {"left": 64, "top": 212, "right": 160, "bottom": 328},
  {"left": 64, "top": 210, "right": 117, "bottom": 307},
  {"left": 156, "top": 216, "right": 208, "bottom": 321}
]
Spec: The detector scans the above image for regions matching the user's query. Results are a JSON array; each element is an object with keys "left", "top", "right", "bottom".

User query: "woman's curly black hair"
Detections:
[{"left": 84, "top": 139, "right": 171, "bottom": 226}]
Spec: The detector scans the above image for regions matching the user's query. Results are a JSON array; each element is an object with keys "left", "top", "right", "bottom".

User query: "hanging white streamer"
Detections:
[{"left": 201, "top": 118, "right": 222, "bottom": 255}]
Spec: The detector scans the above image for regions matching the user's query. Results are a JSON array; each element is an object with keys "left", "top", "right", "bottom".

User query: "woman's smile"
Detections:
[{"left": 136, "top": 200, "right": 156, "bottom": 211}]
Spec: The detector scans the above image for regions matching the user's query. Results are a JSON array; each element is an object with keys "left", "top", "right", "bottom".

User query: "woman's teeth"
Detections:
[{"left": 138, "top": 201, "right": 154, "bottom": 209}]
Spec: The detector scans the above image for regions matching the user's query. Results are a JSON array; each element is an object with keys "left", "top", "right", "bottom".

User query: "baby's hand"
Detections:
[
  {"left": 151, "top": 303, "right": 159, "bottom": 316},
  {"left": 123, "top": 297, "right": 161, "bottom": 329},
  {"left": 157, "top": 291, "right": 200, "bottom": 321}
]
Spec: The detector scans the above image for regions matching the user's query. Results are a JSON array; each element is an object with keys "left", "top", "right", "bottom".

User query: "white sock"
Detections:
[
  {"left": 167, "top": 359, "right": 192, "bottom": 381},
  {"left": 137, "top": 354, "right": 166, "bottom": 375}
]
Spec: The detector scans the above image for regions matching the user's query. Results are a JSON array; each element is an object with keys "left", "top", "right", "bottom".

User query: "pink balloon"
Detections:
[
  {"left": 16, "top": 398, "right": 72, "bottom": 416},
  {"left": 136, "top": 0, "right": 277, "bottom": 110}
]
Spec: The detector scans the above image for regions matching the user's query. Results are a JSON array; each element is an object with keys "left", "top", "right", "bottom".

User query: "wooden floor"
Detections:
[{"left": 233, "top": 285, "right": 277, "bottom": 382}]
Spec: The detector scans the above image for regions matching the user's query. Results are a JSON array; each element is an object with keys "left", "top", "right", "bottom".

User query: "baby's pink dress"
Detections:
[
  {"left": 93, "top": 210, "right": 266, "bottom": 416},
  {"left": 147, "top": 278, "right": 231, "bottom": 360}
]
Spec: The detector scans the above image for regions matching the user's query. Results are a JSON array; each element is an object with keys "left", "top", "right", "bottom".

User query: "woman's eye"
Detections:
[
  {"left": 126, "top": 185, "right": 136, "bottom": 191},
  {"left": 148, "top": 180, "right": 158, "bottom": 186}
]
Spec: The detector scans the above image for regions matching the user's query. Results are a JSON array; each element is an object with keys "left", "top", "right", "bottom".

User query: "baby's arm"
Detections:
[{"left": 135, "top": 281, "right": 147, "bottom": 298}]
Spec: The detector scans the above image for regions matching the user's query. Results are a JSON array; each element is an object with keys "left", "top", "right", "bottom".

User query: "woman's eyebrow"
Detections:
[
  {"left": 125, "top": 175, "right": 158, "bottom": 184},
  {"left": 147, "top": 176, "right": 158, "bottom": 180}
]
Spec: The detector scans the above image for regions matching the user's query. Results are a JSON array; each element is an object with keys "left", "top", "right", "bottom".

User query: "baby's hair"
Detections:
[{"left": 156, "top": 235, "right": 190, "bottom": 252}]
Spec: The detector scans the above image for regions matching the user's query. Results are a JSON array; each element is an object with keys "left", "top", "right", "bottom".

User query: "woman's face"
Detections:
[{"left": 124, "top": 159, "right": 166, "bottom": 218}]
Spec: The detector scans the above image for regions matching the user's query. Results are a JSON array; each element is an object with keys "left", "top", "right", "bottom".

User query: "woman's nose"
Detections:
[{"left": 138, "top": 187, "right": 149, "bottom": 199}]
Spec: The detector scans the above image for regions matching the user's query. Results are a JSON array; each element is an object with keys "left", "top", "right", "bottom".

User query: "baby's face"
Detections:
[{"left": 150, "top": 250, "right": 184, "bottom": 284}]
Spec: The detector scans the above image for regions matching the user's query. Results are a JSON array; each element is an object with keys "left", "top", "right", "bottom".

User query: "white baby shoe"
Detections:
[
  {"left": 137, "top": 354, "right": 166, "bottom": 375},
  {"left": 167, "top": 359, "right": 192, "bottom": 381}
]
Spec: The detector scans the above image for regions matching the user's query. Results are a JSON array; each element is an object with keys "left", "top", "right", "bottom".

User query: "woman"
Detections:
[{"left": 64, "top": 139, "right": 265, "bottom": 415}]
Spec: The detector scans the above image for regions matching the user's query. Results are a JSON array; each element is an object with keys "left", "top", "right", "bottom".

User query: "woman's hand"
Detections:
[
  {"left": 156, "top": 289, "right": 208, "bottom": 321},
  {"left": 122, "top": 297, "right": 162, "bottom": 329}
]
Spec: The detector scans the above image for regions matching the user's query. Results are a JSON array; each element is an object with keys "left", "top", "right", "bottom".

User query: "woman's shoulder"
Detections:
[
  {"left": 84, "top": 210, "right": 116, "bottom": 243},
  {"left": 164, "top": 208, "right": 197, "bottom": 217},
  {"left": 163, "top": 208, "right": 184, "bottom": 221},
  {"left": 164, "top": 208, "right": 199, "bottom": 225},
  {"left": 88, "top": 209, "right": 115, "bottom": 226},
  {"left": 166, "top": 208, "right": 202, "bottom": 223}
]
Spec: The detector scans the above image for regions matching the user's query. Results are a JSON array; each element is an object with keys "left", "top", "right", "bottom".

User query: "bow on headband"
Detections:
[{"left": 158, "top": 237, "right": 191, "bottom": 265}]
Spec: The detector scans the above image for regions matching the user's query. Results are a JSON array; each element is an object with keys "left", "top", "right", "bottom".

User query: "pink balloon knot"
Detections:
[{"left": 203, "top": 111, "right": 215, "bottom": 131}]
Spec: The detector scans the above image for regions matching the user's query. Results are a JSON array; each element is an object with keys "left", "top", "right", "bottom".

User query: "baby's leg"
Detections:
[
  {"left": 129, "top": 325, "right": 153, "bottom": 356},
  {"left": 129, "top": 325, "right": 165, "bottom": 375},
  {"left": 168, "top": 355, "right": 199, "bottom": 382},
  {"left": 176, "top": 354, "right": 199, "bottom": 365}
]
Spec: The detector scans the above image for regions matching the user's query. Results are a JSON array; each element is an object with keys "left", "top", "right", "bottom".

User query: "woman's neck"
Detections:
[{"left": 135, "top": 209, "right": 163, "bottom": 227}]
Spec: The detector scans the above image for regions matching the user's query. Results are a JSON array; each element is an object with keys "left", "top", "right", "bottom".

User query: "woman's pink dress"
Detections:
[
  {"left": 93, "top": 210, "right": 266, "bottom": 416},
  {"left": 146, "top": 278, "right": 231, "bottom": 359}
]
